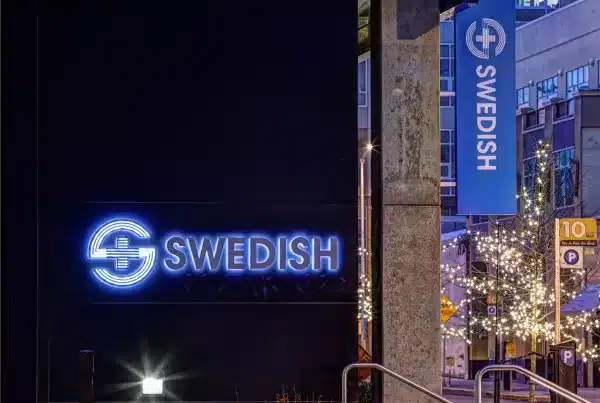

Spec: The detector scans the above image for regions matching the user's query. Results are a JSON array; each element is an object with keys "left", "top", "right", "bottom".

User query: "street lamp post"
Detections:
[
  {"left": 359, "top": 143, "right": 373, "bottom": 349},
  {"left": 360, "top": 156, "right": 367, "bottom": 348},
  {"left": 494, "top": 223, "right": 501, "bottom": 403}
]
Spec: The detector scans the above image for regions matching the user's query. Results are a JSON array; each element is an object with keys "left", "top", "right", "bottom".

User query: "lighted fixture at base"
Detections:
[{"left": 141, "top": 377, "right": 164, "bottom": 395}]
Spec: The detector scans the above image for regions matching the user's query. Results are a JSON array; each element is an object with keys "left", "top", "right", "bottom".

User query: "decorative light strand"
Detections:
[
  {"left": 440, "top": 141, "right": 600, "bottom": 363},
  {"left": 358, "top": 274, "right": 373, "bottom": 321}
]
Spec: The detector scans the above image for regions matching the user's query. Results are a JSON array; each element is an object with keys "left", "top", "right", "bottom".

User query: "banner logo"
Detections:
[{"left": 466, "top": 18, "right": 506, "bottom": 59}]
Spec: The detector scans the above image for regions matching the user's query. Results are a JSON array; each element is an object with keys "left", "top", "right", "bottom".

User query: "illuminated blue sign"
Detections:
[
  {"left": 88, "top": 219, "right": 157, "bottom": 288},
  {"left": 86, "top": 218, "right": 342, "bottom": 289},
  {"left": 456, "top": 0, "right": 516, "bottom": 215}
]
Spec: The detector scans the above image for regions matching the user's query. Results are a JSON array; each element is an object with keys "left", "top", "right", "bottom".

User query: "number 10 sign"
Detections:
[{"left": 558, "top": 218, "right": 598, "bottom": 247}]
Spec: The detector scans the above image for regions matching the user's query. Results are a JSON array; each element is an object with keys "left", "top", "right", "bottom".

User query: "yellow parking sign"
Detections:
[{"left": 559, "top": 218, "right": 597, "bottom": 246}]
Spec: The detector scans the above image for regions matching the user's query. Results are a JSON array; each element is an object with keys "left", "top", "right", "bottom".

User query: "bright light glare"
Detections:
[
  {"left": 142, "top": 377, "right": 163, "bottom": 395},
  {"left": 366, "top": 143, "right": 373, "bottom": 151}
]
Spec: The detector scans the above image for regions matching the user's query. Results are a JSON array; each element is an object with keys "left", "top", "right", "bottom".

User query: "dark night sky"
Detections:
[{"left": 4, "top": 0, "right": 358, "bottom": 401}]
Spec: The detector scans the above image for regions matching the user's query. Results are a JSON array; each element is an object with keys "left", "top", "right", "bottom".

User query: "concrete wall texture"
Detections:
[{"left": 379, "top": 0, "right": 442, "bottom": 401}]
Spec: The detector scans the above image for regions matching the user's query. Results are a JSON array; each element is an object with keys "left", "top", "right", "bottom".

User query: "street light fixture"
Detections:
[{"left": 141, "top": 376, "right": 164, "bottom": 396}]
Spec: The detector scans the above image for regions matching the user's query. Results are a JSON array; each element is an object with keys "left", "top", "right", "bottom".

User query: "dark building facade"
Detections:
[{"left": 11, "top": 1, "right": 361, "bottom": 402}]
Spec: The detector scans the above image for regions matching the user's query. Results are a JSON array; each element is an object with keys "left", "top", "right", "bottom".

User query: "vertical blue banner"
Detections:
[{"left": 456, "top": 0, "right": 516, "bottom": 215}]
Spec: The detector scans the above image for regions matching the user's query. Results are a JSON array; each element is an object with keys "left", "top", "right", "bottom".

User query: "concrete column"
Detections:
[{"left": 378, "top": 0, "right": 441, "bottom": 401}]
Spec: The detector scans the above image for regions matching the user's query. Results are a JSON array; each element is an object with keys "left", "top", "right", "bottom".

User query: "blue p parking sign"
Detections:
[
  {"left": 560, "top": 349, "right": 575, "bottom": 367},
  {"left": 564, "top": 249, "right": 580, "bottom": 266}
]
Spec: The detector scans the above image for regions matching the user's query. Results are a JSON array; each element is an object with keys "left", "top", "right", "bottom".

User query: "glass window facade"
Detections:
[
  {"left": 517, "top": 0, "right": 559, "bottom": 5},
  {"left": 441, "top": 130, "right": 455, "bottom": 180},
  {"left": 441, "top": 186, "right": 456, "bottom": 196},
  {"left": 440, "top": 44, "right": 454, "bottom": 92},
  {"left": 439, "top": 30, "right": 456, "bottom": 213},
  {"left": 358, "top": 59, "right": 369, "bottom": 107},
  {"left": 517, "top": 86, "right": 530, "bottom": 108},
  {"left": 566, "top": 65, "right": 589, "bottom": 98},
  {"left": 522, "top": 157, "right": 537, "bottom": 200},
  {"left": 441, "top": 205, "right": 457, "bottom": 216},
  {"left": 536, "top": 76, "right": 559, "bottom": 105},
  {"left": 440, "top": 96, "right": 455, "bottom": 107},
  {"left": 554, "top": 147, "right": 575, "bottom": 208}
]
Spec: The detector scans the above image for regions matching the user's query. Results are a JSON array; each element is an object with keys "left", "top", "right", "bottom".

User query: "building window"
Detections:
[
  {"left": 536, "top": 76, "right": 559, "bottom": 105},
  {"left": 440, "top": 96, "right": 455, "bottom": 107},
  {"left": 522, "top": 157, "right": 537, "bottom": 200},
  {"left": 566, "top": 65, "right": 589, "bottom": 98},
  {"left": 517, "top": 0, "right": 560, "bottom": 6},
  {"left": 358, "top": 59, "right": 369, "bottom": 107},
  {"left": 554, "top": 148, "right": 575, "bottom": 208},
  {"left": 441, "top": 186, "right": 456, "bottom": 197},
  {"left": 517, "top": 86, "right": 529, "bottom": 108},
  {"left": 441, "top": 130, "right": 455, "bottom": 180},
  {"left": 441, "top": 205, "right": 457, "bottom": 216},
  {"left": 441, "top": 78, "right": 455, "bottom": 92},
  {"left": 440, "top": 44, "right": 454, "bottom": 92}
]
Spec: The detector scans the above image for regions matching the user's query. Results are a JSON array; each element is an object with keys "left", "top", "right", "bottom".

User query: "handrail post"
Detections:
[
  {"left": 341, "top": 365, "right": 350, "bottom": 403},
  {"left": 342, "top": 362, "right": 451, "bottom": 403},
  {"left": 473, "top": 365, "right": 590, "bottom": 403},
  {"left": 474, "top": 369, "right": 483, "bottom": 403}
]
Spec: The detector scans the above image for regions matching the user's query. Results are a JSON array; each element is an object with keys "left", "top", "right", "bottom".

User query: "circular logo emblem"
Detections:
[
  {"left": 465, "top": 18, "right": 507, "bottom": 60},
  {"left": 87, "top": 219, "right": 157, "bottom": 288}
]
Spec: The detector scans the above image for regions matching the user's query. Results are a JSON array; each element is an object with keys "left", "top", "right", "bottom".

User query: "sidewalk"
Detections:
[{"left": 443, "top": 379, "right": 600, "bottom": 402}]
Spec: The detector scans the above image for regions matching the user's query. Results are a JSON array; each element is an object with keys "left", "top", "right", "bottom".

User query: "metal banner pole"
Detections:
[{"left": 555, "top": 219, "right": 561, "bottom": 343}]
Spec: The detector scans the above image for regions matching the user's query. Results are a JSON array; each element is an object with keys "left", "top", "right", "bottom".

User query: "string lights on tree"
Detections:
[
  {"left": 441, "top": 141, "right": 600, "bottom": 401},
  {"left": 358, "top": 273, "right": 373, "bottom": 322}
]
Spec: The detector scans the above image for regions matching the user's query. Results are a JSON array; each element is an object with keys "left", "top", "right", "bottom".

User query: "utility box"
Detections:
[{"left": 548, "top": 341, "right": 577, "bottom": 403}]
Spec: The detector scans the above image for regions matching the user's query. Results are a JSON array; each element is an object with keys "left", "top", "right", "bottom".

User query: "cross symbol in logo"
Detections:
[
  {"left": 103, "top": 236, "right": 141, "bottom": 271},
  {"left": 466, "top": 18, "right": 506, "bottom": 60},
  {"left": 475, "top": 27, "right": 497, "bottom": 51}
]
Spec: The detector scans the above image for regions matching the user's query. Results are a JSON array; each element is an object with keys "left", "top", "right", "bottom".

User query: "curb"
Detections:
[
  {"left": 443, "top": 388, "right": 550, "bottom": 402},
  {"left": 443, "top": 388, "right": 474, "bottom": 397},
  {"left": 485, "top": 391, "right": 550, "bottom": 402}
]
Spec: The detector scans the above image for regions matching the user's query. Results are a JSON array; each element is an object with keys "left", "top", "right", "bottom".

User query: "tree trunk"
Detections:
[{"left": 529, "top": 333, "right": 537, "bottom": 403}]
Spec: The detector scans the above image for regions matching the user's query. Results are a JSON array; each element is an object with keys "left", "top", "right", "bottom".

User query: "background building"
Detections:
[{"left": 517, "top": 0, "right": 600, "bottom": 218}]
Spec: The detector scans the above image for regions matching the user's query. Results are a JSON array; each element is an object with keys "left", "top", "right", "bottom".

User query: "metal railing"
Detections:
[
  {"left": 341, "top": 362, "right": 451, "bottom": 403},
  {"left": 475, "top": 364, "right": 590, "bottom": 403}
]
